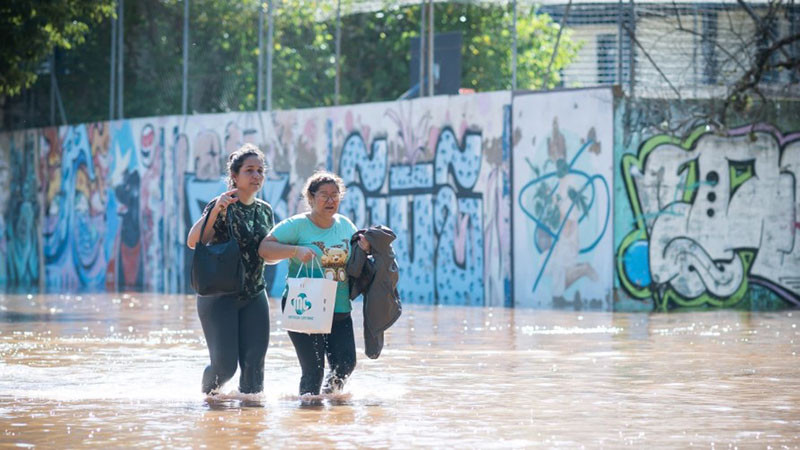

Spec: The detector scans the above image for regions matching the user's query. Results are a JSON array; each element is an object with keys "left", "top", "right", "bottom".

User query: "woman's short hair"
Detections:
[
  {"left": 226, "top": 143, "right": 267, "bottom": 189},
  {"left": 301, "top": 170, "right": 346, "bottom": 205}
]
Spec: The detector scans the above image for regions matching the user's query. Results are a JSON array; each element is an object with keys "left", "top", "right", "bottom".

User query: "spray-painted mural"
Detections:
[
  {"left": 4, "top": 89, "right": 798, "bottom": 311},
  {"left": 330, "top": 94, "right": 512, "bottom": 306},
  {"left": 512, "top": 89, "right": 614, "bottom": 309},
  {"left": 0, "top": 93, "right": 513, "bottom": 306},
  {"left": 616, "top": 122, "right": 800, "bottom": 310},
  {"left": 1, "top": 130, "right": 40, "bottom": 290}
]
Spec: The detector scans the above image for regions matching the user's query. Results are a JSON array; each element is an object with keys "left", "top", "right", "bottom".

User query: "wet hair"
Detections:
[
  {"left": 302, "top": 170, "right": 346, "bottom": 206},
  {"left": 226, "top": 143, "right": 267, "bottom": 189}
]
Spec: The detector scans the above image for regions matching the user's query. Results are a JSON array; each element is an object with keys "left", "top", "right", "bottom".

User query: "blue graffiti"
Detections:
[
  {"left": 622, "top": 239, "right": 651, "bottom": 287},
  {"left": 339, "top": 133, "right": 388, "bottom": 193},
  {"left": 339, "top": 128, "right": 485, "bottom": 305},
  {"left": 260, "top": 172, "right": 291, "bottom": 298},
  {"left": 6, "top": 133, "right": 39, "bottom": 286},
  {"left": 44, "top": 125, "right": 104, "bottom": 289},
  {"left": 434, "top": 128, "right": 481, "bottom": 189},
  {"left": 518, "top": 140, "right": 611, "bottom": 293},
  {"left": 390, "top": 194, "right": 435, "bottom": 303},
  {"left": 434, "top": 187, "right": 483, "bottom": 305}
]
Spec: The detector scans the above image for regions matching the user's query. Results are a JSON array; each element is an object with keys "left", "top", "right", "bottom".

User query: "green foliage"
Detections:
[
  {"left": 270, "top": 1, "right": 337, "bottom": 109},
  {"left": 0, "top": 0, "right": 115, "bottom": 97},
  {"left": 338, "top": 3, "right": 581, "bottom": 102},
  {"left": 2, "top": 0, "right": 580, "bottom": 127}
]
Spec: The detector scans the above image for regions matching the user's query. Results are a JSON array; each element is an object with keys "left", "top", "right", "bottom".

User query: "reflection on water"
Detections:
[{"left": 0, "top": 293, "right": 798, "bottom": 447}]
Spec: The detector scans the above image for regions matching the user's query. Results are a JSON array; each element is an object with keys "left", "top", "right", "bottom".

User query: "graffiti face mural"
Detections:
[
  {"left": 617, "top": 125, "right": 800, "bottom": 309},
  {"left": 41, "top": 125, "right": 104, "bottom": 289}
]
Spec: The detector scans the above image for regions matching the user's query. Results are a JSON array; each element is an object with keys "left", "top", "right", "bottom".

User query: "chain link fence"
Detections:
[{"left": 2, "top": 0, "right": 798, "bottom": 130}]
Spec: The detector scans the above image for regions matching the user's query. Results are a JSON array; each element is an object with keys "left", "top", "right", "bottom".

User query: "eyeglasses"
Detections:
[{"left": 315, "top": 192, "right": 341, "bottom": 203}]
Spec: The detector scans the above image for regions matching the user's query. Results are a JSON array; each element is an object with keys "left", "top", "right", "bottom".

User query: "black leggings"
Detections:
[
  {"left": 197, "top": 290, "right": 269, "bottom": 394},
  {"left": 288, "top": 314, "right": 356, "bottom": 395}
]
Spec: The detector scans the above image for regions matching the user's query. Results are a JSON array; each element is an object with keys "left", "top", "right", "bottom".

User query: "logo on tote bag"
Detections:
[
  {"left": 291, "top": 293, "right": 312, "bottom": 315},
  {"left": 282, "top": 258, "right": 337, "bottom": 333}
]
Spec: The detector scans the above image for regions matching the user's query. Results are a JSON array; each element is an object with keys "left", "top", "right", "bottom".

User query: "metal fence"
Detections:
[{"left": 3, "top": 0, "right": 798, "bottom": 130}]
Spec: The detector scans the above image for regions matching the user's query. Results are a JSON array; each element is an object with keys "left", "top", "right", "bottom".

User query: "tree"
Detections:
[
  {"left": 716, "top": 0, "right": 800, "bottom": 124},
  {"left": 338, "top": 3, "right": 580, "bottom": 104},
  {"left": 0, "top": 0, "right": 115, "bottom": 97},
  {"left": 622, "top": 0, "right": 800, "bottom": 128},
  {"left": 1, "top": 0, "right": 580, "bottom": 129}
]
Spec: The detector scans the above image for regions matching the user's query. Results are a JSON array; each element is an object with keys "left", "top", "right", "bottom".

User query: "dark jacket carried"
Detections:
[{"left": 347, "top": 225, "right": 402, "bottom": 359}]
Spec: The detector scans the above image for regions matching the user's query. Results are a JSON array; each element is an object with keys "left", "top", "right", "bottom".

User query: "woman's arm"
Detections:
[
  {"left": 187, "top": 209, "right": 218, "bottom": 249},
  {"left": 258, "top": 235, "right": 315, "bottom": 264}
]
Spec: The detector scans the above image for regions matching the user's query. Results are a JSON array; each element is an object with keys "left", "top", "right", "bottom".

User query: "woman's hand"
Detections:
[
  {"left": 187, "top": 190, "right": 237, "bottom": 249},
  {"left": 357, "top": 235, "right": 371, "bottom": 253},
  {"left": 216, "top": 189, "right": 239, "bottom": 213},
  {"left": 294, "top": 246, "right": 316, "bottom": 263}
]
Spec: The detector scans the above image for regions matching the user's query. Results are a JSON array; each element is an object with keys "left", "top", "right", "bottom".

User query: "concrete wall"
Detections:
[
  {"left": 2, "top": 89, "right": 799, "bottom": 311},
  {"left": 511, "top": 89, "right": 614, "bottom": 309},
  {"left": 613, "top": 98, "right": 800, "bottom": 310},
  {"left": 0, "top": 92, "right": 514, "bottom": 306}
]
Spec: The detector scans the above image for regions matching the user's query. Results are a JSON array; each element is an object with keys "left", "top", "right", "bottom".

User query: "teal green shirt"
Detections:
[{"left": 270, "top": 213, "right": 358, "bottom": 313}]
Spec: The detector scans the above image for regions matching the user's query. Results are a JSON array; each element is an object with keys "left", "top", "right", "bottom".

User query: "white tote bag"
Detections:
[{"left": 281, "top": 258, "right": 338, "bottom": 334}]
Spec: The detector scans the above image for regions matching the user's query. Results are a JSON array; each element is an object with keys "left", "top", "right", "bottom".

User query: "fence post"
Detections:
[
  {"left": 109, "top": 14, "right": 116, "bottom": 120},
  {"left": 118, "top": 0, "right": 124, "bottom": 119},
  {"left": 512, "top": 0, "right": 517, "bottom": 90},
  {"left": 182, "top": 0, "right": 189, "bottom": 116},
  {"left": 419, "top": 0, "right": 426, "bottom": 96},
  {"left": 266, "top": 0, "right": 274, "bottom": 111},
  {"left": 258, "top": 2, "right": 264, "bottom": 112},
  {"left": 427, "top": 0, "right": 434, "bottom": 96}
]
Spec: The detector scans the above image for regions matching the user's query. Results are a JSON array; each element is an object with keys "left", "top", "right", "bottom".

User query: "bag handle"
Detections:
[
  {"left": 199, "top": 199, "right": 235, "bottom": 245},
  {"left": 294, "top": 254, "right": 321, "bottom": 278}
]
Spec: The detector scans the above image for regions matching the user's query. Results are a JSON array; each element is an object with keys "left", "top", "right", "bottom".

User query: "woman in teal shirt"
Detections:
[{"left": 259, "top": 170, "right": 370, "bottom": 396}]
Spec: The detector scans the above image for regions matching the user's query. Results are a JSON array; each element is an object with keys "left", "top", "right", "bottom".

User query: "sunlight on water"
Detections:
[{"left": 0, "top": 293, "right": 798, "bottom": 447}]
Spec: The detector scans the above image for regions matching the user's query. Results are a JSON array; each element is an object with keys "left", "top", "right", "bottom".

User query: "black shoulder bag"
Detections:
[{"left": 191, "top": 207, "right": 245, "bottom": 296}]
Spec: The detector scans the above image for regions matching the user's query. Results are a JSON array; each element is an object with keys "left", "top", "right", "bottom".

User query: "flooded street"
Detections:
[{"left": 1, "top": 293, "right": 798, "bottom": 448}]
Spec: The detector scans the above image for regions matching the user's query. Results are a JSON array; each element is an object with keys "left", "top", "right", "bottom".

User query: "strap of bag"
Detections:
[
  {"left": 294, "top": 255, "right": 320, "bottom": 278},
  {"left": 199, "top": 199, "right": 235, "bottom": 245}
]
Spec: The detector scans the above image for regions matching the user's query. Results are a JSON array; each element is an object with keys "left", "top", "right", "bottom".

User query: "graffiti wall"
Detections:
[
  {"left": 0, "top": 130, "right": 40, "bottom": 290},
  {"left": 3, "top": 89, "right": 798, "bottom": 311},
  {"left": 614, "top": 99, "right": 800, "bottom": 311},
  {"left": 512, "top": 89, "right": 614, "bottom": 309},
  {"left": 0, "top": 92, "right": 513, "bottom": 306}
]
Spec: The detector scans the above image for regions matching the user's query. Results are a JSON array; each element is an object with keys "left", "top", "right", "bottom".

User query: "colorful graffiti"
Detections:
[
  {"left": 336, "top": 94, "right": 510, "bottom": 306},
  {"left": 3, "top": 89, "right": 798, "bottom": 310},
  {"left": 4, "top": 88, "right": 798, "bottom": 311},
  {"left": 616, "top": 124, "right": 800, "bottom": 310},
  {"left": 512, "top": 90, "right": 614, "bottom": 309},
  {"left": 1, "top": 93, "right": 512, "bottom": 306},
  {"left": 4, "top": 131, "right": 39, "bottom": 288}
]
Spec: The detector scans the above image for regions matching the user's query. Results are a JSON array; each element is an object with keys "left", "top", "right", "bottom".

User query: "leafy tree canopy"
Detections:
[
  {"left": 0, "top": 0, "right": 115, "bottom": 97},
  {"left": 2, "top": 0, "right": 580, "bottom": 128}
]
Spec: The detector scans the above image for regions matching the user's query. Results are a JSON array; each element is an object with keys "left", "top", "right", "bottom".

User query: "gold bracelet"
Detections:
[{"left": 292, "top": 246, "right": 298, "bottom": 258}]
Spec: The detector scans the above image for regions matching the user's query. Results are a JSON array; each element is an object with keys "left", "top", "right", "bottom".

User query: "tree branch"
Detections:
[
  {"left": 622, "top": 22, "right": 683, "bottom": 99},
  {"left": 674, "top": 24, "right": 748, "bottom": 74}
]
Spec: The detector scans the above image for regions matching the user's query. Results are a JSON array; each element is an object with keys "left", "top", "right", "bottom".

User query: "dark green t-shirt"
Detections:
[{"left": 202, "top": 197, "right": 275, "bottom": 296}]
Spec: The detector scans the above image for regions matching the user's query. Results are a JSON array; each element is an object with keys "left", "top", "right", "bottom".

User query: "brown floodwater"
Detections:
[{"left": 0, "top": 292, "right": 798, "bottom": 448}]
